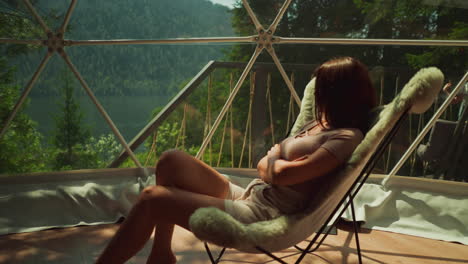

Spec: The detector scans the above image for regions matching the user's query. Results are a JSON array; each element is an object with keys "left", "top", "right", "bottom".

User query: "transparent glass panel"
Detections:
[
  {"left": 1, "top": 0, "right": 240, "bottom": 173},
  {"left": 210, "top": 0, "right": 237, "bottom": 9},
  {"left": 68, "top": 0, "right": 237, "bottom": 39},
  {"left": 1, "top": 47, "right": 45, "bottom": 174},
  {"left": 0, "top": 1, "right": 65, "bottom": 39},
  {"left": 2, "top": 0, "right": 466, "bottom": 180},
  {"left": 231, "top": 0, "right": 288, "bottom": 35},
  {"left": 281, "top": 0, "right": 468, "bottom": 40}
]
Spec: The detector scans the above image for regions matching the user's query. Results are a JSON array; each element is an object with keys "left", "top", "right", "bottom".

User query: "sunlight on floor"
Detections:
[{"left": 1, "top": 221, "right": 467, "bottom": 264}]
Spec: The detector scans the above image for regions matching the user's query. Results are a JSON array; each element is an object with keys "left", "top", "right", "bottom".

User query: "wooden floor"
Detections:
[{"left": 0, "top": 221, "right": 467, "bottom": 264}]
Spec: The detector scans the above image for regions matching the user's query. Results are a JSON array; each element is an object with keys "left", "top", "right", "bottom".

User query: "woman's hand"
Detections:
[
  {"left": 266, "top": 144, "right": 281, "bottom": 182},
  {"left": 267, "top": 144, "right": 281, "bottom": 159},
  {"left": 257, "top": 144, "right": 282, "bottom": 183},
  {"left": 258, "top": 146, "right": 342, "bottom": 186}
]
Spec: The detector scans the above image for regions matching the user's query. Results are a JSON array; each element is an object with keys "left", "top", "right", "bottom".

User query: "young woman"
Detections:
[{"left": 96, "top": 57, "right": 377, "bottom": 264}]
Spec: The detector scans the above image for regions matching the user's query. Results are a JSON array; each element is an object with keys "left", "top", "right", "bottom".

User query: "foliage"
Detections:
[
  {"left": 51, "top": 69, "right": 92, "bottom": 170},
  {"left": 144, "top": 71, "right": 266, "bottom": 168},
  {"left": 2, "top": 0, "right": 233, "bottom": 173},
  {"left": 85, "top": 133, "right": 122, "bottom": 168},
  {"left": 0, "top": 4, "right": 48, "bottom": 174},
  {"left": 9, "top": 0, "right": 234, "bottom": 97},
  {"left": 406, "top": 22, "right": 468, "bottom": 80},
  {"left": 50, "top": 71, "right": 123, "bottom": 170},
  {"left": 152, "top": 122, "right": 181, "bottom": 156},
  {"left": 0, "top": 0, "right": 44, "bottom": 55},
  {"left": 0, "top": 58, "right": 46, "bottom": 174},
  {"left": 226, "top": 0, "right": 467, "bottom": 177},
  {"left": 2, "top": 0, "right": 465, "bottom": 177}
]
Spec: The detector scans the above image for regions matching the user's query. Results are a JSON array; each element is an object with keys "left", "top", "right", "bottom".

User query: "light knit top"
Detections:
[
  {"left": 277, "top": 121, "right": 364, "bottom": 196},
  {"left": 281, "top": 121, "right": 363, "bottom": 163}
]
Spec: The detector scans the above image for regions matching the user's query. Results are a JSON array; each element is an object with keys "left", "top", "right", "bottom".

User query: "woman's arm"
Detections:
[
  {"left": 257, "top": 144, "right": 281, "bottom": 183},
  {"left": 257, "top": 145, "right": 342, "bottom": 186}
]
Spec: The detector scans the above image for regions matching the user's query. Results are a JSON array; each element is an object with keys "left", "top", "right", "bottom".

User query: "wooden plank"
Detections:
[{"left": 1, "top": 221, "right": 467, "bottom": 264}]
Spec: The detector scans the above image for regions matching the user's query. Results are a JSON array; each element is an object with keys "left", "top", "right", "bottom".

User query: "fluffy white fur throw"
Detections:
[
  {"left": 189, "top": 67, "right": 444, "bottom": 253},
  {"left": 290, "top": 77, "right": 316, "bottom": 136}
]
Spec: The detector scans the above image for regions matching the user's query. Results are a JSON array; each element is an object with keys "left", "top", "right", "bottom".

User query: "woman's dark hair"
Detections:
[{"left": 314, "top": 57, "right": 377, "bottom": 133}]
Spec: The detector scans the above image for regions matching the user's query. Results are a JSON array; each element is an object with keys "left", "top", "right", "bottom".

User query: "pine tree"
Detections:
[{"left": 52, "top": 70, "right": 91, "bottom": 170}]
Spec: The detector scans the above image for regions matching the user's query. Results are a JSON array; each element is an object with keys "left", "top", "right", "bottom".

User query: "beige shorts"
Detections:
[{"left": 224, "top": 179, "right": 308, "bottom": 224}]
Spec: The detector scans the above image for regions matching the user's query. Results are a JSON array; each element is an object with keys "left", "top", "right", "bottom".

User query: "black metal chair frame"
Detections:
[{"left": 203, "top": 110, "right": 409, "bottom": 264}]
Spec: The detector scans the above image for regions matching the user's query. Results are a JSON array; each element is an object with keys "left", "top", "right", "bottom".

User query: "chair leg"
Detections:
[
  {"left": 204, "top": 242, "right": 226, "bottom": 264},
  {"left": 255, "top": 246, "right": 288, "bottom": 264},
  {"left": 294, "top": 223, "right": 334, "bottom": 253},
  {"left": 350, "top": 199, "right": 363, "bottom": 264}
]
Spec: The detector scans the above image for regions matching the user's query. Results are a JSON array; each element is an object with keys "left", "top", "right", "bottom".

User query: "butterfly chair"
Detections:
[{"left": 189, "top": 67, "right": 444, "bottom": 264}]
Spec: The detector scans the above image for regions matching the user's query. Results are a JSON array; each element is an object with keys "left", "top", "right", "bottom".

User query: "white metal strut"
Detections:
[{"left": 1, "top": 0, "right": 468, "bottom": 168}]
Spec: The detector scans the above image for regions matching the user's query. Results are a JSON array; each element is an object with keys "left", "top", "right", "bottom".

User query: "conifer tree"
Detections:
[{"left": 52, "top": 70, "right": 91, "bottom": 170}]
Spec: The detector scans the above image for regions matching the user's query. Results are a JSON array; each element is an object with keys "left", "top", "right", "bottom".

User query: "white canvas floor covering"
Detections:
[{"left": 0, "top": 168, "right": 467, "bottom": 245}]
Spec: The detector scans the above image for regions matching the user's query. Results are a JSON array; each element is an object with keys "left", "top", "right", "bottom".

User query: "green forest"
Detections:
[
  {"left": 1, "top": 0, "right": 467, "bottom": 179},
  {"left": 6, "top": 0, "right": 234, "bottom": 96}
]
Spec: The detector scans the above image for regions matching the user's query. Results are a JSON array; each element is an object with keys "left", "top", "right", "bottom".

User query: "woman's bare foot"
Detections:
[{"left": 147, "top": 250, "right": 177, "bottom": 264}]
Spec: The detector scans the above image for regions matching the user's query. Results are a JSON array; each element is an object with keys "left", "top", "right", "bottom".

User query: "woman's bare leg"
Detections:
[
  {"left": 96, "top": 150, "right": 230, "bottom": 263},
  {"left": 97, "top": 186, "right": 226, "bottom": 263},
  {"left": 148, "top": 150, "right": 230, "bottom": 263},
  {"left": 154, "top": 149, "right": 230, "bottom": 197},
  {"left": 96, "top": 195, "right": 156, "bottom": 263},
  {"left": 147, "top": 224, "right": 175, "bottom": 263}
]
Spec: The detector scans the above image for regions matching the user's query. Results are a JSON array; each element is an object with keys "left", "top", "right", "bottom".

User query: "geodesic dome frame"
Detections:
[{"left": 1, "top": 0, "right": 467, "bottom": 173}]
